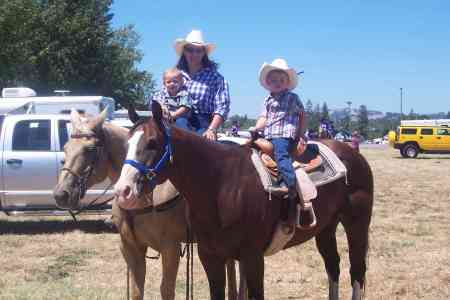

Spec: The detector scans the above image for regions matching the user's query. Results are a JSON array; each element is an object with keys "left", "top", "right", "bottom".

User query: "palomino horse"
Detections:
[
  {"left": 53, "top": 110, "right": 238, "bottom": 300},
  {"left": 115, "top": 101, "right": 374, "bottom": 300}
]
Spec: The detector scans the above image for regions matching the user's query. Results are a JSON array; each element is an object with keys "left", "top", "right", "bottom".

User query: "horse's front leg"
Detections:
[
  {"left": 198, "top": 245, "right": 226, "bottom": 300},
  {"left": 160, "top": 243, "right": 181, "bottom": 300},
  {"left": 119, "top": 237, "right": 147, "bottom": 300}
]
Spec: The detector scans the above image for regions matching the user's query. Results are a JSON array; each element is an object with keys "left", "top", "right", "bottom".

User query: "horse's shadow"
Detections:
[
  {"left": 393, "top": 156, "right": 450, "bottom": 160},
  {"left": 0, "top": 218, "right": 117, "bottom": 235}
]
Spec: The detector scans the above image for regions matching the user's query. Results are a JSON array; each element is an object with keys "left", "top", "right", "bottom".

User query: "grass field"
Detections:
[{"left": 0, "top": 146, "right": 449, "bottom": 299}]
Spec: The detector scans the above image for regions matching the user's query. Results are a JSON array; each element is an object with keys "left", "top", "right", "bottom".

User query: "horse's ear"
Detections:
[
  {"left": 91, "top": 107, "right": 108, "bottom": 132},
  {"left": 70, "top": 109, "right": 82, "bottom": 131},
  {"left": 127, "top": 101, "right": 140, "bottom": 124},
  {"left": 151, "top": 100, "right": 163, "bottom": 126}
]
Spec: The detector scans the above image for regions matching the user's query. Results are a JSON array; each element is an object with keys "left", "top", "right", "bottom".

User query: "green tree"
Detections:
[
  {"left": 305, "top": 99, "right": 313, "bottom": 115},
  {"left": 321, "top": 102, "right": 329, "bottom": 120},
  {"left": 0, "top": 0, "right": 154, "bottom": 109},
  {"left": 308, "top": 103, "right": 321, "bottom": 132},
  {"left": 357, "top": 105, "right": 369, "bottom": 137}
]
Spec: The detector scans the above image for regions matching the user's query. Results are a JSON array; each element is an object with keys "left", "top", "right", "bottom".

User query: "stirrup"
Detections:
[
  {"left": 266, "top": 185, "right": 289, "bottom": 197},
  {"left": 297, "top": 203, "right": 317, "bottom": 230}
]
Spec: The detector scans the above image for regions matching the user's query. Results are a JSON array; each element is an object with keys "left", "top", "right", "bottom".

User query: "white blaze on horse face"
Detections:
[{"left": 114, "top": 130, "right": 144, "bottom": 207}]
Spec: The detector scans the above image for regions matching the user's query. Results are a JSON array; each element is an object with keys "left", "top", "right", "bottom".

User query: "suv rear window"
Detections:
[
  {"left": 401, "top": 128, "right": 417, "bottom": 135},
  {"left": 420, "top": 128, "right": 433, "bottom": 135},
  {"left": 437, "top": 128, "right": 450, "bottom": 135}
]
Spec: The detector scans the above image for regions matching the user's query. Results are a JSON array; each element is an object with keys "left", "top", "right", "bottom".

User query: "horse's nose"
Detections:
[
  {"left": 53, "top": 189, "right": 69, "bottom": 207},
  {"left": 116, "top": 184, "right": 132, "bottom": 200}
]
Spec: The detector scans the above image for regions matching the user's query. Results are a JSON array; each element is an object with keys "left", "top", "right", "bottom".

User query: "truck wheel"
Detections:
[
  {"left": 400, "top": 147, "right": 408, "bottom": 158},
  {"left": 403, "top": 144, "right": 419, "bottom": 158}
]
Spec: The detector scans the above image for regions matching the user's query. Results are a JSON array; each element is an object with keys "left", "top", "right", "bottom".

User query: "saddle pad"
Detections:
[{"left": 251, "top": 141, "right": 347, "bottom": 198}]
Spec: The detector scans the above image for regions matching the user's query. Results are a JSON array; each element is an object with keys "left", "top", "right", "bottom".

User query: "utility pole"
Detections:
[{"left": 400, "top": 88, "right": 403, "bottom": 119}]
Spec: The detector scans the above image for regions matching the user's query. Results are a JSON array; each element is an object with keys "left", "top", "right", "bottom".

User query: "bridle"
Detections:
[
  {"left": 61, "top": 132, "right": 104, "bottom": 200},
  {"left": 123, "top": 122, "right": 173, "bottom": 191}
]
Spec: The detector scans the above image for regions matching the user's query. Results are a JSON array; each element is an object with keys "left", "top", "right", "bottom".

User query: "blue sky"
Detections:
[{"left": 111, "top": 0, "right": 450, "bottom": 117}]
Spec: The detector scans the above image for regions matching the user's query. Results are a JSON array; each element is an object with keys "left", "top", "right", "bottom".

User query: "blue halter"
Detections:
[{"left": 124, "top": 123, "right": 173, "bottom": 188}]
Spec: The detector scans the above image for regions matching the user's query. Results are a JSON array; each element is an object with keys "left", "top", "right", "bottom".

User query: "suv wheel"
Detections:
[{"left": 403, "top": 144, "right": 419, "bottom": 158}]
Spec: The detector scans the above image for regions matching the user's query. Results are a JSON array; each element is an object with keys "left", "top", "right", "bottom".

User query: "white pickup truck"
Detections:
[{"left": 0, "top": 114, "right": 114, "bottom": 216}]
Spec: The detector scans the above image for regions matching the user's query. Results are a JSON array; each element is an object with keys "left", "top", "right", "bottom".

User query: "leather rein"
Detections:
[{"left": 62, "top": 132, "right": 112, "bottom": 215}]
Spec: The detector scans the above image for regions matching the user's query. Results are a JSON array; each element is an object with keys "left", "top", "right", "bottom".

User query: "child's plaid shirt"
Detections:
[
  {"left": 260, "top": 91, "right": 304, "bottom": 139},
  {"left": 151, "top": 88, "right": 191, "bottom": 112}
]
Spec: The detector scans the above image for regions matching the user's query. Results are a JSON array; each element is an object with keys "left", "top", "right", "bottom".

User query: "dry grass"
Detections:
[{"left": 0, "top": 146, "right": 449, "bottom": 299}]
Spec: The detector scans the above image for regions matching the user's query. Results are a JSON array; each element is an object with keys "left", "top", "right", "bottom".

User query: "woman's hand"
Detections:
[{"left": 203, "top": 128, "right": 217, "bottom": 141}]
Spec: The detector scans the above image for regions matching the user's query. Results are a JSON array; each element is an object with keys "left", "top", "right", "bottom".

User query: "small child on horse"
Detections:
[
  {"left": 251, "top": 58, "right": 306, "bottom": 230},
  {"left": 152, "top": 67, "right": 192, "bottom": 130}
]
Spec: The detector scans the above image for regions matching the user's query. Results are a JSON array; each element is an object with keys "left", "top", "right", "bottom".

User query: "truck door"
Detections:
[
  {"left": 2, "top": 118, "right": 58, "bottom": 208},
  {"left": 418, "top": 128, "right": 435, "bottom": 150},
  {"left": 436, "top": 128, "right": 450, "bottom": 151},
  {"left": 56, "top": 120, "right": 114, "bottom": 207}
]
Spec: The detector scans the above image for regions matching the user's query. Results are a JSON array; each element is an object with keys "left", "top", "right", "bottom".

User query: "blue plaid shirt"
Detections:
[
  {"left": 260, "top": 91, "right": 304, "bottom": 139},
  {"left": 181, "top": 67, "right": 230, "bottom": 120}
]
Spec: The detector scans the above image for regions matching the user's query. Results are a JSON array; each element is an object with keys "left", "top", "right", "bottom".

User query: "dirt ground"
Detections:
[{"left": 0, "top": 146, "right": 449, "bottom": 299}]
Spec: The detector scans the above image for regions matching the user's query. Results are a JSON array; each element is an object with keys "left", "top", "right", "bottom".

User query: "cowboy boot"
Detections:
[{"left": 281, "top": 187, "right": 298, "bottom": 234}]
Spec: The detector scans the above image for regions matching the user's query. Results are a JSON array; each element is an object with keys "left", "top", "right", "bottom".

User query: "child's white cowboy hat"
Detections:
[
  {"left": 174, "top": 30, "right": 216, "bottom": 56},
  {"left": 259, "top": 58, "right": 299, "bottom": 91}
]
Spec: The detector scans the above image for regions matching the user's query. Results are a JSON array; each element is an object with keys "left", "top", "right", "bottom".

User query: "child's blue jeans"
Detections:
[{"left": 271, "top": 138, "right": 296, "bottom": 188}]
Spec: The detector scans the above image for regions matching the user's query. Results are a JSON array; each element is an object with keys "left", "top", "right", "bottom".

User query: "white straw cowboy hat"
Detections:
[
  {"left": 259, "top": 58, "right": 299, "bottom": 91},
  {"left": 174, "top": 30, "right": 216, "bottom": 56}
]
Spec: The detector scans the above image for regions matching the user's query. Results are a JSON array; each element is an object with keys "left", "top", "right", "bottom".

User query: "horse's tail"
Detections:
[{"left": 337, "top": 142, "right": 373, "bottom": 296}]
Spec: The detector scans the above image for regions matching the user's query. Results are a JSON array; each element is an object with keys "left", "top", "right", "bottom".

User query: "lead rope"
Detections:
[
  {"left": 127, "top": 266, "right": 130, "bottom": 300},
  {"left": 185, "top": 226, "right": 194, "bottom": 300}
]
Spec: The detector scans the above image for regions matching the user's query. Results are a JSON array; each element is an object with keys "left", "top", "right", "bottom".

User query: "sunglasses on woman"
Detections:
[{"left": 184, "top": 46, "right": 205, "bottom": 54}]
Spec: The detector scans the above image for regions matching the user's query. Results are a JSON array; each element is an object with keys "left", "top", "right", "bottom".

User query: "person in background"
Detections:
[
  {"left": 173, "top": 29, "right": 231, "bottom": 140},
  {"left": 251, "top": 58, "right": 305, "bottom": 229},
  {"left": 152, "top": 67, "right": 191, "bottom": 130},
  {"left": 231, "top": 120, "right": 240, "bottom": 137}
]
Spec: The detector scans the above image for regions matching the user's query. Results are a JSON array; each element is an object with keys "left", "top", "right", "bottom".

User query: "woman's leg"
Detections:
[
  {"left": 174, "top": 116, "right": 191, "bottom": 131},
  {"left": 190, "top": 113, "right": 212, "bottom": 135}
]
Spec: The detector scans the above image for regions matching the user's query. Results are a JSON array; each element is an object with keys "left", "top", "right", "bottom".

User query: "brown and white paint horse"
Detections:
[{"left": 115, "top": 101, "right": 374, "bottom": 300}]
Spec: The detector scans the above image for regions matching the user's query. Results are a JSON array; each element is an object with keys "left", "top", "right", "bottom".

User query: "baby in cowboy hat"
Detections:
[{"left": 252, "top": 58, "right": 306, "bottom": 231}]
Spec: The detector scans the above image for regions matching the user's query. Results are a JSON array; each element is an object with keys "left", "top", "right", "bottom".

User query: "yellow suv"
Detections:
[{"left": 388, "top": 119, "right": 450, "bottom": 158}]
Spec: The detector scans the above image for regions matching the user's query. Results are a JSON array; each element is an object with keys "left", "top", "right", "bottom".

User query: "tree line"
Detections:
[{"left": 0, "top": 0, "right": 154, "bottom": 109}]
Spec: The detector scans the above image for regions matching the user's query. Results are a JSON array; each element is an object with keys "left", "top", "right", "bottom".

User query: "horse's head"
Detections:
[
  {"left": 53, "top": 109, "right": 109, "bottom": 209},
  {"left": 114, "top": 101, "right": 171, "bottom": 209}
]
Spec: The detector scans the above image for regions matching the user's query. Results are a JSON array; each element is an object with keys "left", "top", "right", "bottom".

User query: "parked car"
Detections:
[
  {"left": 0, "top": 114, "right": 115, "bottom": 216},
  {"left": 388, "top": 119, "right": 450, "bottom": 158}
]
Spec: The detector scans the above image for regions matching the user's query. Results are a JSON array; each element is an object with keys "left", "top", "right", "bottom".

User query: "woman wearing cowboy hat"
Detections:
[
  {"left": 252, "top": 58, "right": 306, "bottom": 231},
  {"left": 173, "top": 29, "right": 230, "bottom": 140}
]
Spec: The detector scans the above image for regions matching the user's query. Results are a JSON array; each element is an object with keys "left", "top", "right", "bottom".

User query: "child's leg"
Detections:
[
  {"left": 272, "top": 138, "right": 298, "bottom": 230},
  {"left": 271, "top": 138, "right": 296, "bottom": 189}
]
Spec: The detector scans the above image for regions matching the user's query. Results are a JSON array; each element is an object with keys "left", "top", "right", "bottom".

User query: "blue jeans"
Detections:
[
  {"left": 174, "top": 116, "right": 191, "bottom": 131},
  {"left": 271, "top": 138, "right": 296, "bottom": 188},
  {"left": 189, "top": 113, "right": 212, "bottom": 135}
]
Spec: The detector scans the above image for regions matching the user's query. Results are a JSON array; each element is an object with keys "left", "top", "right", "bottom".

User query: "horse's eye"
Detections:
[{"left": 146, "top": 140, "right": 157, "bottom": 149}]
